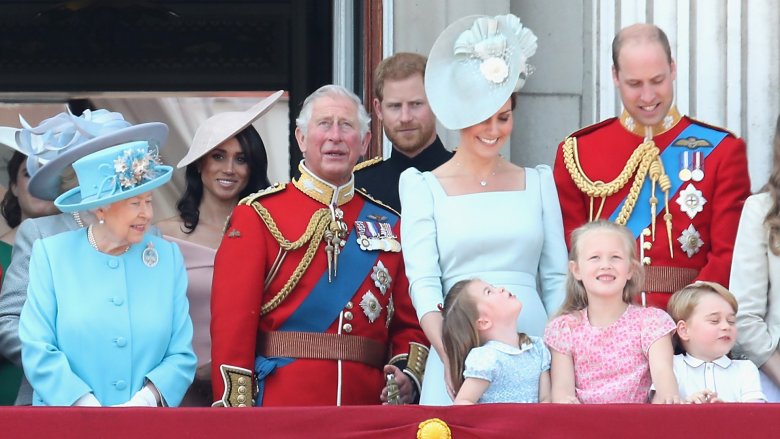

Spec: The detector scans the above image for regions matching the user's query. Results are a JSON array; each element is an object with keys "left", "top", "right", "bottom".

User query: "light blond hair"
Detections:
[
  {"left": 558, "top": 221, "right": 644, "bottom": 316},
  {"left": 667, "top": 281, "right": 738, "bottom": 354}
]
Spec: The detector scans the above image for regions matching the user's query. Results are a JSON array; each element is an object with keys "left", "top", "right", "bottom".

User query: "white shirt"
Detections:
[{"left": 673, "top": 353, "right": 766, "bottom": 402}]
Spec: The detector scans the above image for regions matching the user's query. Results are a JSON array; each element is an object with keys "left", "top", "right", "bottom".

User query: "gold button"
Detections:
[
  {"left": 237, "top": 395, "right": 246, "bottom": 403},
  {"left": 345, "top": 302, "right": 353, "bottom": 310},
  {"left": 238, "top": 385, "right": 247, "bottom": 394},
  {"left": 238, "top": 377, "right": 247, "bottom": 385},
  {"left": 344, "top": 311, "right": 353, "bottom": 320},
  {"left": 643, "top": 257, "right": 651, "bottom": 265},
  {"left": 343, "top": 323, "right": 353, "bottom": 333}
]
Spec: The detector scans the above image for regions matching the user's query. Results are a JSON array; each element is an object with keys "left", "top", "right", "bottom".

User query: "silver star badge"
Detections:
[
  {"left": 371, "top": 260, "right": 392, "bottom": 295},
  {"left": 675, "top": 183, "right": 707, "bottom": 219},
  {"left": 678, "top": 224, "right": 704, "bottom": 258},
  {"left": 360, "top": 291, "right": 382, "bottom": 323}
]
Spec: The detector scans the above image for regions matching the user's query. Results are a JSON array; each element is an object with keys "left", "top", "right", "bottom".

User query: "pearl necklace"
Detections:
[{"left": 87, "top": 225, "right": 130, "bottom": 255}]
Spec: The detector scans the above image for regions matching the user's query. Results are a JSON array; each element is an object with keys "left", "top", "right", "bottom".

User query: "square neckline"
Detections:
[{"left": 424, "top": 167, "right": 531, "bottom": 198}]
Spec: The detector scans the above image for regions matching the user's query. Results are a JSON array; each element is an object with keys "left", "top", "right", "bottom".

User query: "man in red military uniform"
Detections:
[
  {"left": 553, "top": 23, "right": 750, "bottom": 310},
  {"left": 211, "top": 84, "right": 428, "bottom": 407}
]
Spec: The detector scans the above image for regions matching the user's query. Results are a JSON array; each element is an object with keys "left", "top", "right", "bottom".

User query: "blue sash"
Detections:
[
  {"left": 254, "top": 200, "right": 398, "bottom": 405},
  {"left": 608, "top": 123, "right": 727, "bottom": 238}
]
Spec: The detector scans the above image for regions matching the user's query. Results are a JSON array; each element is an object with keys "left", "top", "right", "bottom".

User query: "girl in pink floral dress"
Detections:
[{"left": 544, "top": 221, "right": 679, "bottom": 403}]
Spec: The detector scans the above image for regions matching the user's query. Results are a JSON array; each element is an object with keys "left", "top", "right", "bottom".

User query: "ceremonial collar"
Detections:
[
  {"left": 293, "top": 161, "right": 355, "bottom": 206},
  {"left": 619, "top": 105, "right": 682, "bottom": 138},
  {"left": 682, "top": 353, "right": 732, "bottom": 369}
]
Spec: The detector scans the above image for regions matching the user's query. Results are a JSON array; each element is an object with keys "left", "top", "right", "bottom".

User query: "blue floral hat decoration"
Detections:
[
  {"left": 425, "top": 14, "right": 537, "bottom": 130},
  {"left": 0, "top": 109, "right": 168, "bottom": 201},
  {"left": 54, "top": 140, "right": 173, "bottom": 212}
]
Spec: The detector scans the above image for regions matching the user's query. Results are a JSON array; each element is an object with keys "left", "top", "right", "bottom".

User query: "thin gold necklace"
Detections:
[{"left": 87, "top": 225, "right": 130, "bottom": 255}]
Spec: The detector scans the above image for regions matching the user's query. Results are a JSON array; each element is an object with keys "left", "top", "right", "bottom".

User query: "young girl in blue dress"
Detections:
[{"left": 442, "top": 278, "right": 551, "bottom": 404}]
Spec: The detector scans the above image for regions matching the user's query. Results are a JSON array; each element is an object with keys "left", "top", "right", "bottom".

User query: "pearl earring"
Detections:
[{"left": 99, "top": 218, "right": 105, "bottom": 225}]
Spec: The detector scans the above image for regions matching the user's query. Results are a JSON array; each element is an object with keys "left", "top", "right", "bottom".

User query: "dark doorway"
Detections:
[{"left": 0, "top": 0, "right": 333, "bottom": 175}]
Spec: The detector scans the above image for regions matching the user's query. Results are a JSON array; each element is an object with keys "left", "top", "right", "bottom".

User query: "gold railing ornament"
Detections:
[{"left": 417, "top": 418, "right": 451, "bottom": 439}]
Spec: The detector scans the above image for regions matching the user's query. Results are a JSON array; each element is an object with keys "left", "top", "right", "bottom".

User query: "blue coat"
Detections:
[{"left": 19, "top": 229, "right": 196, "bottom": 406}]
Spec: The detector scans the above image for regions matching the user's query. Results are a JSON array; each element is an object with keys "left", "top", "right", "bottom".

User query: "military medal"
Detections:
[
  {"left": 678, "top": 151, "right": 692, "bottom": 182},
  {"left": 371, "top": 261, "right": 392, "bottom": 295},
  {"left": 691, "top": 151, "right": 705, "bottom": 182},
  {"left": 359, "top": 291, "right": 382, "bottom": 323},
  {"left": 678, "top": 224, "right": 704, "bottom": 258},
  {"left": 675, "top": 183, "right": 707, "bottom": 219},
  {"left": 142, "top": 242, "right": 158, "bottom": 268},
  {"left": 354, "top": 220, "right": 401, "bottom": 252}
]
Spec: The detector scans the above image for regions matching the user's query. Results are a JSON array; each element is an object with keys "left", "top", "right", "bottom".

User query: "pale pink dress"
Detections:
[
  {"left": 544, "top": 304, "right": 675, "bottom": 403},
  {"left": 164, "top": 235, "right": 216, "bottom": 379}
]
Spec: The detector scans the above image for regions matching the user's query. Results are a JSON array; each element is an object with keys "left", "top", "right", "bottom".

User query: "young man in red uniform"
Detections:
[
  {"left": 210, "top": 85, "right": 428, "bottom": 407},
  {"left": 553, "top": 24, "right": 750, "bottom": 310}
]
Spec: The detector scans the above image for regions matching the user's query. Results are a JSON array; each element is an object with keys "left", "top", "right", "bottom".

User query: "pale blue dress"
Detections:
[
  {"left": 19, "top": 229, "right": 196, "bottom": 407},
  {"left": 464, "top": 336, "right": 550, "bottom": 403},
  {"left": 399, "top": 165, "right": 568, "bottom": 405}
]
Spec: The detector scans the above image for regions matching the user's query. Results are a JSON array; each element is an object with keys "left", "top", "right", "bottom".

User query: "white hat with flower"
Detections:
[
  {"left": 425, "top": 14, "right": 537, "bottom": 130},
  {"left": 54, "top": 140, "right": 173, "bottom": 212}
]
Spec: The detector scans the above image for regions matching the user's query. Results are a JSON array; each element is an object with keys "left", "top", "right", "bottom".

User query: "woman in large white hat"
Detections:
[
  {"left": 399, "top": 14, "right": 569, "bottom": 405},
  {"left": 156, "top": 91, "right": 281, "bottom": 406},
  {"left": 19, "top": 139, "right": 196, "bottom": 407}
]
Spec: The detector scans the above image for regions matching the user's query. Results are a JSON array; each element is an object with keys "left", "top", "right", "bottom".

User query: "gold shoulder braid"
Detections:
[
  {"left": 562, "top": 136, "right": 674, "bottom": 257},
  {"left": 250, "top": 202, "right": 334, "bottom": 315}
]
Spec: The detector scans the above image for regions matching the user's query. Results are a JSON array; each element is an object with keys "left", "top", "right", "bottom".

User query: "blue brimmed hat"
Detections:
[
  {"left": 0, "top": 109, "right": 168, "bottom": 201},
  {"left": 54, "top": 140, "right": 173, "bottom": 212},
  {"left": 425, "top": 14, "right": 538, "bottom": 130}
]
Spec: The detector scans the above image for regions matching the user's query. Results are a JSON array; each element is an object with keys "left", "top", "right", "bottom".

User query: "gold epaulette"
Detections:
[
  {"left": 353, "top": 156, "right": 383, "bottom": 172},
  {"left": 688, "top": 117, "right": 737, "bottom": 138},
  {"left": 238, "top": 182, "right": 287, "bottom": 206},
  {"left": 355, "top": 188, "right": 400, "bottom": 217}
]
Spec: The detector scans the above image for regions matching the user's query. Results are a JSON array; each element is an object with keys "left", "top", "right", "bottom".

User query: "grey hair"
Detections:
[{"left": 295, "top": 84, "right": 371, "bottom": 140}]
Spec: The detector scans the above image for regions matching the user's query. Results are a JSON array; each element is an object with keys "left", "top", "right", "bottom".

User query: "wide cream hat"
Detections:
[
  {"left": 425, "top": 14, "right": 537, "bottom": 130},
  {"left": 177, "top": 90, "right": 283, "bottom": 168}
]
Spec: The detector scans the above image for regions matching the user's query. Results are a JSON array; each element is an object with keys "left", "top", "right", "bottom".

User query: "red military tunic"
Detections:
[
  {"left": 211, "top": 164, "right": 427, "bottom": 406},
  {"left": 553, "top": 108, "right": 750, "bottom": 309}
]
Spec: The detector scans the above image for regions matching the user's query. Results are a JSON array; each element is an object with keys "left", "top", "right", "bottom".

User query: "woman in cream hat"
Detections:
[
  {"left": 156, "top": 90, "right": 281, "bottom": 406},
  {"left": 399, "top": 14, "right": 568, "bottom": 405},
  {"left": 19, "top": 139, "right": 196, "bottom": 407}
]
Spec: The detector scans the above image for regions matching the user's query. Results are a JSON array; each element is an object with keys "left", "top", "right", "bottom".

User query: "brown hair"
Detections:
[
  {"left": 442, "top": 278, "right": 529, "bottom": 393},
  {"left": 764, "top": 114, "right": 780, "bottom": 255},
  {"left": 373, "top": 52, "right": 427, "bottom": 102},
  {"left": 667, "top": 281, "right": 738, "bottom": 354},
  {"left": 442, "top": 279, "right": 480, "bottom": 393},
  {"left": 558, "top": 221, "right": 645, "bottom": 316},
  {"left": 611, "top": 23, "right": 673, "bottom": 72}
]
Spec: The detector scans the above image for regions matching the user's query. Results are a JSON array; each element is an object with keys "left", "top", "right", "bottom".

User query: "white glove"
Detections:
[
  {"left": 73, "top": 393, "right": 101, "bottom": 407},
  {"left": 113, "top": 386, "right": 158, "bottom": 407}
]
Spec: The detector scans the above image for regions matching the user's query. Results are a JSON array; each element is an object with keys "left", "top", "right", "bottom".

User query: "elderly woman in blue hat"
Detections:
[
  {"left": 157, "top": 91, "right": 281, "bottom": 406},
  {"left": 0, "top": 109, "right": 169, "bottom": 405},
  {"left": 19, "top": 139, "right": 196, "bottom": 407},
  {"left": 399, "top": 14, "right": 569, "bottom": 405}
]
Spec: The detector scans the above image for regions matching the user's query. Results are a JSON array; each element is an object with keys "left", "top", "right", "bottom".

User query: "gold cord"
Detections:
[
  {"left": 562, "top": 136, "right": 673, "bottom": 231},
  {"left": 250, "top": 203, "right": 333, "bottom": 315}
]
